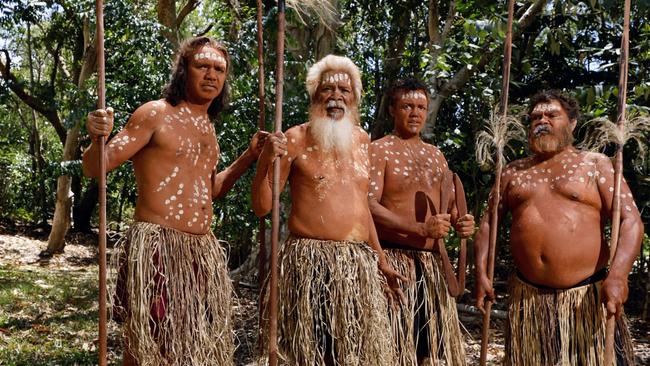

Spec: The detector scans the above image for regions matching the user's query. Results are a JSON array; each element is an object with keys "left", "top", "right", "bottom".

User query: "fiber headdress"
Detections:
[{"left": 306, "top": 55, "right": 363, "bottom": 102}]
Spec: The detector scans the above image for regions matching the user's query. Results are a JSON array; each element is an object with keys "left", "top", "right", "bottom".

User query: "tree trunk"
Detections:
[
  {"left": 117, "top": 178, "right": 129, "bottom": 229},
  {"left": 313, "top": 0, "right": 338, "bottom": 60},
  {"left": 27, "top": 22, "right": 48, "bottom": 225},
  {"left": 370, "top": 1, "right": 412, "bottom": 139},
  {"left": 45, "top": 124, "right": 80, "bottom": 254},
  {"left": 73, "top": 180, "right": 98, "bottom": 233}
]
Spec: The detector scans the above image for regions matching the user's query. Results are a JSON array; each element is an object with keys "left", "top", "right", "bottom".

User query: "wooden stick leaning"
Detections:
[
  {"left": 604, "top": 0, "right": 631, "bottom": 364},
  {"left": 479, "top": 0, "right": 515, "bottom": 364},
  {"left": 256, "top": 0, "right": 267, "bottom": 354},
  {"left": 94, "top": 0, "right": 107, "bottom": 365},
  {"left": 432, "top": 171, "right": 459, "bottom": 297},
  {"left": 268, "top": 1, "right": 286, "bottom": 365}
]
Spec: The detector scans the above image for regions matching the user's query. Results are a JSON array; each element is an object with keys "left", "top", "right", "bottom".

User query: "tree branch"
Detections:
[
  {"left": 428, "top": 0, "right": 440, "bottom": 51},
  {"left": 440, "top": 1, "right": 456, "bottom": 47},
  {"left": 425, "top": 0, "right": 545, "bottom": 131},
  {"left": 176, "top": 0, "right": 201, "bottom": 29},
  {"left": 0, "top": 49, "right": 66, "bottom": 144},
  {"left": 429, "top": 0, "right": 457, "bottom": 61}
]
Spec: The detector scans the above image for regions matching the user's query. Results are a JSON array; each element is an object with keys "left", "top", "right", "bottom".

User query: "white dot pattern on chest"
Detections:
[{"left": 370, "top": 135, "right": 448, "bottom": 188}]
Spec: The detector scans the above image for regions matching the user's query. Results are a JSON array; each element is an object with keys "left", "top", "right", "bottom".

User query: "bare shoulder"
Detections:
[
  {"left": 126, "top": 99, "right": 169, "bottom": 130},
  {"left": 579, "top": 150, "right": 610, "bottom": 166},
  {"left": 424, "top": 142, "right": 445, "bottom": 156},
  {"left": 506, "top": 156, "right": 535, "bottom": 172},
  {"left": 371, "top": 134, "right": 393, "bottom": 147},
  {"left": 285, "top": 122, "right": 309, "bottom": 143},
  {"left": 354, "top": 125, "right": 370, "bottom": 143}
]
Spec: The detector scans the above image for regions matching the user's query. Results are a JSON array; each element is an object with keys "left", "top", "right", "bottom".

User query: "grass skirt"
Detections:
[
  {"left": 262, "top": 236, "right": 397, "bottom": 365},
  {"left": 110, "top": 221, "right": 234, "bottom": 366},
  {"left": 385, "top": 248, "right": 466, "bottom": 366},
  {"left": 505, "top": 275, "right": 634, "bottom": 366}
]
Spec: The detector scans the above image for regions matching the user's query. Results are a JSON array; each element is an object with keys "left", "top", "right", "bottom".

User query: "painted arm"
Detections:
[
  {"left": 597, "top": 156, "right": 644, "bottom": 317},
  {"left": 251, "top": 130, "right": 292, "bottom": 217},
  {"left": 367, "top": 182, "right": 408, "bottom": 304},
  {"left": 212, "top": 131, "right": 268, "bottom": 199},
  {"left": 82, "top": 102, "right": 158, "bottom": 178},
  {"left": 474, "top": 171, "right": 508, "bottom": 312}
]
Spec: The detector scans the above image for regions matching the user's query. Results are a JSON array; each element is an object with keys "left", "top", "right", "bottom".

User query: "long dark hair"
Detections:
[{"left": 162, "top": 37, "right": 231, "bottom": 118}]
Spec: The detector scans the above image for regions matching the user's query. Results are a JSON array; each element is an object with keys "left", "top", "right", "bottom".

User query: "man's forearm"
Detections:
[
  {"left": 82, "top": 140, "right": 105, "bottom": 178},
  {"left": 368, "top": 199, "right": 426, "bottom": 238},
  {"left": 251, "top": 160, "right": 273, "bottom": 217},
  {"left": 213, "top": 148, "right": 257, "bottom": 199},
  {"left": 608, "top": 216, "right": 644, "bottom": 280},
  {"left": 474, "top": 217, "right": 491, "bottom": 278}
]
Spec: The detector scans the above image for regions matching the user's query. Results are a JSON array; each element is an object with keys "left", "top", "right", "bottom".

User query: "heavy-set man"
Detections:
[
  {"left": 369, "top": 78, "right": 473, "bottom": 365},
  {"left": 253, "top": 55, "right": 405, "bottom": 365},
  {"left": 474, "top": 90, "right": 642, "bottom": 365},
  {"left": 84, "top": 36, "right": 266, "bottom": 366}
]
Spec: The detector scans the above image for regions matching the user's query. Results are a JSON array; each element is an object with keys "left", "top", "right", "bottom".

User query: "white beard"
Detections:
[{"left": 309, "top": 112, "right": 355, "bottom": 156}]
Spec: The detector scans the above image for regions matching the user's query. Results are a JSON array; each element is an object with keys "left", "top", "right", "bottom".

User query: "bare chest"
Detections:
[
  {"left": 505, "top": 161, "right": 604, "bottom": 208},
  {"left": 151, "top": 115, "right": 219, "bottom": 171},
  {"left": 380, "top": 145, "right": 446, "bottom": 190},
  {"left": 290, "top": 144, "right": 370, "bottom": 200}
]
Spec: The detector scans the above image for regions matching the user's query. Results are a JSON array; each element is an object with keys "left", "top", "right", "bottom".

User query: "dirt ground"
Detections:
[{"left": 0, "top": 231, "right": 648, "bottom": 365}]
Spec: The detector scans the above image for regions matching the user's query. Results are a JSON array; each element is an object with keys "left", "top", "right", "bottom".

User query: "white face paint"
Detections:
[
  {"left": 321, "top": 72, "right": 350, "bottom": 85},
  {"left": 400, "top": 91, "right": 427, "bottom": 100},
  {"left": 531, "top": 102, "right": 559, "bottom": 115},
  {"left": 194, "top": 51, "right": 227, "bottom": 66}
]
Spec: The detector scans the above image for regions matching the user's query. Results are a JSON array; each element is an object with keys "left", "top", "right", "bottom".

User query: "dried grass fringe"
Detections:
[
  {"left": 505, "top": 276, "right": 634, "bottom": 366},
  {"left": 261, "top": 236, "right": 397, "bottom": 366},
  {"left": 385, "top": 249, "right": 466, "bottom": 366},
  {"left": 110, "top": 222, "right": 234, "bottom": 366}
]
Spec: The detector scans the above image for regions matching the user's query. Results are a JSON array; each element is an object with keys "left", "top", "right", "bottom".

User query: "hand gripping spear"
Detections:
[
  {"left": 478, "top": 0, "right": 516, "bottom": 364},
  {"left": 265, "top": 2, "right": 333, "bottom": 364},
  {"left": 94, "top": 0, "right": 108, "bottom": 364},
  {"left": 604, "top": 0, "right": 631, "bottom": 364}
]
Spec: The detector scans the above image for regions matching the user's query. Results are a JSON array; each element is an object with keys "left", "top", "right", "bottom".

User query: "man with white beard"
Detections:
[{"left": 252, "top": 55, "right": 404, "bottom": 366}]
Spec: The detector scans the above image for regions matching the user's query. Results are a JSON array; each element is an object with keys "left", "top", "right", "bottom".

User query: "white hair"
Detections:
[
  {"left": 309, "top": 113, "right": 355, "bottom": 156},
  {"left": 306, "top": 55, "right": 362, "bottom": 102}
]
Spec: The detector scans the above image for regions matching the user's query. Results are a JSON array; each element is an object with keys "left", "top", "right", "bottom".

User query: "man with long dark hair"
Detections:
[{"left": 83, "top": 36, "right": 266, "bottom": 366}]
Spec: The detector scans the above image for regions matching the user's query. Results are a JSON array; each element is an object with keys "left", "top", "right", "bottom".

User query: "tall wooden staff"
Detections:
[
  {"left": 95, "top": 0, "right": 108, "bottom": 365},
  {"left": 256, "top": 0, "right": 268, "bottom": 354},
  {"left": 268, "top": 0, "right": 286, "bottom": 364},
  {"left": 604, "top": 0, "right": 631, "bottom": 364},
  {"left": 479, "top": 0, "right": 514, "bottom": 364}
]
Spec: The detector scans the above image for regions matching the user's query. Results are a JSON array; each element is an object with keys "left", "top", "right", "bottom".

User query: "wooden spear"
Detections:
[
  {"left": 268, "top": 0, "right": 286, "bottom": 365},
  {"left": 604, "top": 0, "right": 631, "bottom": 364},
  {"left": 256, "top": 0, "right": 267, "bottom": 354},
  {"left": 94, "top": 0, "right": 107, "bottom": 364},
  {"left": 479, "top": 0, "right": 514, "bottom": 364}
]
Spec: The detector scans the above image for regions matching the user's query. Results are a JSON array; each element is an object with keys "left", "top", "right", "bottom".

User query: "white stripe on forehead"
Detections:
[
  {"left": 194, "top": 52, "right": 227, "bottom": 65},
  {"left": 401, "top": 90, "right": 427, "bottom": 100},
  {"left": 321, "top": 72, "right": 351, "bottom": 84}
]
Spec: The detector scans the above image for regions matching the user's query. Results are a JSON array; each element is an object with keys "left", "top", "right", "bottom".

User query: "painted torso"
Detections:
[
  {"left": 283, "top": 123, "right": 373, "bottom": 241},
  {"left": 106, "top": 100, "right": 218, "bottom": 234},
  {"left": 370, "top": 134, "right": 450, "bottom": 248},
  {"left": 501, "top": 147, "right": 636, "bottom": 287}
]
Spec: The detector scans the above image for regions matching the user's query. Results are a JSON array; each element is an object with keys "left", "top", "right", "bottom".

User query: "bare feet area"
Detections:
[{"left": 1, "top": 230, "right": 648, "bottom": 365}]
